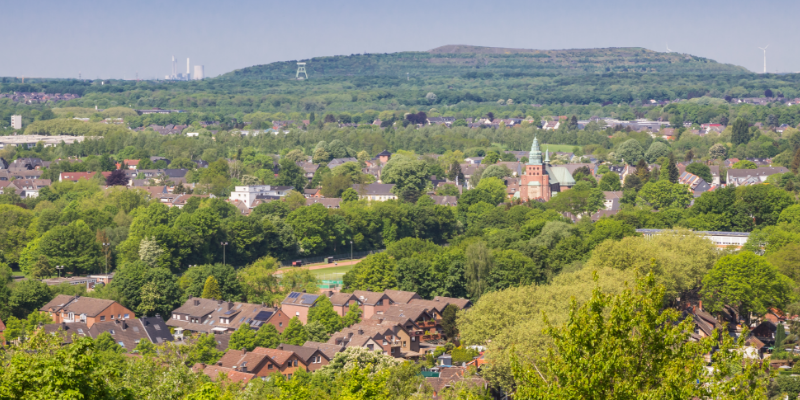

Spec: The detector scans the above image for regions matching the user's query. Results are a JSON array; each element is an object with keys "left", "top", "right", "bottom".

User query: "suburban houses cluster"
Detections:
[
  {"left": 0, "top": 91, "right": 81, "bottom": 104},
  {"left": 0, "top": 285, "right": 480, "bottom": 390}
]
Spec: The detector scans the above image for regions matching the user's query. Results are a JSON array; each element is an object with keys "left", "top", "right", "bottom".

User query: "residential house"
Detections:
[
  {"left": 326, "top": 292, "right": 360, "bottom": 317},
  {"left": 8, "top": 179, "right": 51, "bottom": 198},
  {"left": 602, "top": 191, "right": 623, "bottom": 211},
  {"left": 87, "top": 316, "right": 173, "bottom": 350},
  {"left": 40, "top": 295, "right": 135, "bottom": 328},
  {"left": 375, "top": 150, "right": 392, "bottom": 164},
  {"left": 194, "top": 364, "right": 256, "bottom": 383},
  {"left": 41, "top": 321, "right": 92, "bottom": 344},
  {"left": 431, "top": 296, "right": 473, "bottom": 310},
  {"left": 306, "top": 198, "right": 341, "bottom": 208},
  {"left": 328, "top": 324, "right": 403, "bottom": 357},
  {"left": 679, "top": 172, "right": 714, "bottom": 197},
  {"left": 304, "top": 188, "right": 321, "bottom": 198},
  {"left": 60, "top": 172, "right": 107, "bottom": 182},
  {"left": 214, "top": 348, "right": 277, "bottom": 377},
  {"left": 352, "top": 183, "right": 397, "bottom": 201},
  {"left": 303, "top": 341, "right": 345, "bottom": 360},
  {"left": 281, "top": 292, "right": 321, "bottom": 324},
  {"left": 167, "top": 297, "right": 290, "bottom": 335},
  {"left": 276, "top": 343, "right": 331, "bottom": 372},
  {"left": 327, "top": 158, "right": 358, "bottom": 169},
  {"left": 727, "top": 167, "right": 788, "bottom": 187},
  {"left": 542, "top": 121, "right": 560, "bottom": 130},
  {"left": 252, "top": 347, "right": 308, "bottom": 380},
  {"left": 298, "top": 162, "right": 319, "bottom": 181},
  {"left": 383, "top": 290, "right": 422, "bottom": 305},
  {"left": 429, "top": 195, "right": 458, "bottom": 206},
  {"left": 228, "top": 185, "right": 293, "bottom": 207},
  {"left": 352, "top": 291, "right": 393, "bottom": 319}
]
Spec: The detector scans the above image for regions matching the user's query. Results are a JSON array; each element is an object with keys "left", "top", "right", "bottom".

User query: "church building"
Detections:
[{"left": 517, "top": 137, "right": 576, "bottom": 202}]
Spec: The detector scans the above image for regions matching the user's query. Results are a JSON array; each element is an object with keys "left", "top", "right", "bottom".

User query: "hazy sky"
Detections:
[{"left": 2, "top": 0, "right": 798, "bottom": 79}]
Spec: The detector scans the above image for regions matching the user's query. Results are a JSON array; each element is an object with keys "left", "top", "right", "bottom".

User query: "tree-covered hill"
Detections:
[{"left": 218, "top": 45, "right": 749, "bottom": 81}]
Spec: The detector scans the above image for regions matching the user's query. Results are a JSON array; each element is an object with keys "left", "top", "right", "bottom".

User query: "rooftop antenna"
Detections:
[
  {"left": 296, "top": 62, "right": 308, "bottom": 80},
  {"left": 758, "top": 45, "right": 769, "bottom": 74}
]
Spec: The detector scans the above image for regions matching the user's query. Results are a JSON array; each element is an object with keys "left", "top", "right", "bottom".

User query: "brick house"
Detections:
[
  {"left": 352, "top": 291, "right": 393, "bottom": 319},
  {"left": 40, "top": 295, "right": 134, "bottom": 328},
  {"left": 167, "top": 297, "right": 288, "bottom": 334},
  {"left": 276, "top": 343, "right": 331, "bottom": 372},
  {"left": 280, "top": 292, "right": 320, "bottom": 324},
  {"left": 326, "top": 292, "right": 359, "bottom": 317},
  {"left": 252, "top": 347, "right": 308, "bottom": 379}
]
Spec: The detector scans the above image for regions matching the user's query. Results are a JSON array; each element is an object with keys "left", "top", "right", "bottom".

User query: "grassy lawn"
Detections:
[{"left": 310, "top": 265, "right": 355, "bottom": 279}]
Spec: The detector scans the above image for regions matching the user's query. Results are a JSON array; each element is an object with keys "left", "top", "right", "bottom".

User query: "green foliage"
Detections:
[
  {"left": 598, "top": 172, "right": 621, "bottom": 191},
  {"left": 280, "top": 316, "right": 307, "bottom": 346},
  {"left": 381, "top": 155, "right": 429, "bottom": 202},
  {"left": 9, "top": 280, "right": 52, "bottom": 318},
  {"left": 732, "top": 160, "right": 758, "bottom": 169},
  {"left": 616, "top": 139, "right": 645, "bottom": 164},
  {"left": 186, "top": 333, "right": 223, "bottom": 366},
  {"left": 343, "top": 253, "right": 397, "bottom": 292},
  {"left": 95, "top": 331, "right": 124, "bottom": 353},
  {"left": 307, "top": 295, "right": 343, "bottom": 334},
  {"left": 228, "top": 323, "right": 256, "bottom": 351},
  {"left": 638, "top": 180, "right": 692, "bottom": 209},
  {"left": 701, "top": 252, "right": 795, "bottom": 322},
  {"left": 342, "top": 302, "right": 362, "bottom": 328},
  {"left": 441, "top": 303, "right": 459, "bottom": 339},
  {"left": 200, "top": 276, "right": 222, "bottom": 299},
  {"left": 254, "top": 323, "right": 281, "bottom": 349},
  {"left": 512, "top": 274, "right": 770, "bottom": 399},
  {"left": 685, "top": 162, "right": 712, "bottom": 182}
]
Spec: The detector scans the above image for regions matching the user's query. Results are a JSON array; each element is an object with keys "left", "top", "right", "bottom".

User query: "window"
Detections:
[
  {"left": 118, "top": 341, "right": 125, "bottom": 348},
  {"left": 376, "top": 300, "right": 383, "bottom": 306},
  {"left": 268, "top": 364, "right": 273, "bottom": 369},
  {"left": 110, "top": 329, "right": 116, "bottom": 335},
  {"left": 295, "top": 312, "right": 300, "bottom": 316},
  {"left": 279, "top": 322, "right": 283, "bottom": 327},
  {"left": 100, "top": 316, "right": 105, "bottom": 321},
  {"left": 111, "top": 315, "right": 115, "bottom": 320}
]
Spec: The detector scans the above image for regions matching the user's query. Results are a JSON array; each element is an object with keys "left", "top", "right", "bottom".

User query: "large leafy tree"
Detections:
[
  {"left": 616, "top": 139, "right": 645, "bottom": 164},
  {"left": 701, "top": 252, "right": 795, "bottom": 323},
  {"left": 342, "top": 253, "right": 397, "bottom": 292},
  {"left": 638, "top": 180, "right": 691, "bottom": 210},
  {"left": 280, "top": 317, "right": 308, "bottom": 346},
  {"left": 465, "top": 241, "right": 492, "bottom": 300},
  {"left": 277, "top": 157, "right": 307, "bottom": 191},
  {"left": 9, "top": 280, "right": 52, "bottom": 318},
  {"left": 201, "top": 276, "right": 222, "bottom": 299},
  {"left": 307, "top": 295, "right": 342, "bottom": 334},
  {"left": 731, "top": 117, "right": 751, "bottom": 145},
  {"left": 286, "top": 204, "right": 335, "bottom": 256},
  {"left": 685, "top": 162, "right": 712, "bottom": 182},
  {"left": 394, "top": 257, "right": 433, "bottom": 299},
  {"left": 342, "top": 302, "right": 362, "bottom": 328},
  {"left": 254, "top": 323, "right": 281, "bottom": 349},
  {"left": 0, "top": 204, "right": 34, "bottom": 266},
  {"left": 228, "top": 324, "right": 256, "bottom": 351},
  {"left": 513, "top": 275, "right": 770, "bottom": 399},
  {"left": 441, "top": 304, "right": 459, "bottom": 339},
  {"left": 597, "top": 172, "right": 621, "bottom": 191},
  {"left": 381, "top": 155, "right": 429, "bottom": 202},
  {"left": 37, "top": 220, "right": 102, "bottom": 275}
]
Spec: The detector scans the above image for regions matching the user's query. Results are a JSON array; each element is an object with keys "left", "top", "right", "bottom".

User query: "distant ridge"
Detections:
[{"left": 218, "top": 45, "right": 750, "bottom": 81}]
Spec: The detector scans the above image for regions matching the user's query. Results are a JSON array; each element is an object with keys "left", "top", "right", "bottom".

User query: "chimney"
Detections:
[
  {"left": 188, "top": 295, "right": 193, "bottom": 299},
  {"left": 122, "top": 321, "right": 128, "bottom": 330},
  {"left": 242, "top": 349, "right": 247, "bottom": 355},
  {"left": 232, "top": 365, "right": 238, "bottom": 370},
  {"left": 218, "top": 299, "right": 223, "bottom": 305},
  {"left": 358, "top": 329, "right": 364, "bottom": 335},
  {"left": 278, "top": 344, "right": 283, "bottom": 350},
  {"left": 302, "top": 289, "right": 306, "bottom": 293},
  {"left": 217, "top": 361, "right": 222, "bottom": 366},
  {"left": 193, "top": 299, "right": 200, "bottom": 306},
  {"left": 228, "top": 301, "right": 234, "bottom": 310},
  {"left": 699, "top": 301, "right": 703, "bottom": 312},
  {"left": 240, "top": 364, "right": 247, "bottom": 373}
]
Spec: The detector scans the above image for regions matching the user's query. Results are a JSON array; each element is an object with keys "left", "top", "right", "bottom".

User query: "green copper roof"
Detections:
[{"left": 528, "top": 136, "right": 542, "bottom": 165}]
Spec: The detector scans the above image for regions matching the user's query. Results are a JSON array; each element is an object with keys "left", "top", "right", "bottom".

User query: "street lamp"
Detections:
[
  {"left": 102, "top": 242, "right": 110, "bottom": 275},
  {"left": 55, "top": 265, "right": 64, "bottom": 278},
  {"left": 220, "top": 242, "right": 228, "bottom": 265},
  {"left": 350, "top": 240, "right": 353, "bottom": 260}
]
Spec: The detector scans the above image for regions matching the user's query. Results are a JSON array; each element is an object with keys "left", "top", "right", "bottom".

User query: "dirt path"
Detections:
[{"left": 274, "top": 259, "right": 360, "bottom": 275}]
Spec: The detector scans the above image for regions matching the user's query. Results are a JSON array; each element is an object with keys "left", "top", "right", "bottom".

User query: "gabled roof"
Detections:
[
  {"left": 42, "top": 322, "right": 91, "bottom": 344},
  {"left": 276, "top": 343, "right": 327, "bottom": 364},
  {"left": 252, "top": 346, "right": 296, "bottom": 367},
  {"left": 328, "top": 292, "right": 358, "bottom": 307},
  {"left": 383, "top": 290, "right": 421, "bottom": 304},
  {"left": 352, "top": 290, "right": 390, "bottom": 306},
  {"left": 281, "top": 292, "right": 320, "bottom": 307},
  {"left": 197, "top": 364, "right": 256, "bottom": 383},
  {"left": 431, "top": 296, "right": 472, "bottom": 310},
  {"left": 40, "top": 295, "right": 118, "bottom": 317},
  {"left": 217, "top": 349, "right": 271, "bottom": 372},
  {"left": 303, "top": 341, "right": 345, "bottom": 359},
  {"left": 89, "top": 319, "right": 150, "bottom": 351}
]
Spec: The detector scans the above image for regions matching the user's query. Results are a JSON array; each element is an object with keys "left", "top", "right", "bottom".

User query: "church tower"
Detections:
[{"left": 520, "top": 136, "right": 551, "bottom": 201}]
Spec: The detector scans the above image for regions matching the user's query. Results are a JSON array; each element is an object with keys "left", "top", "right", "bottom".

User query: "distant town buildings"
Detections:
[{"left": 0, "top": 135, "right": 86, "bottom": 150}]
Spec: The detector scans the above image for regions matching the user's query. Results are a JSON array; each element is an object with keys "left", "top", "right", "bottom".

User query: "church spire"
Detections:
[
  {"left": 544, "top": 146, "right": 550, "bottom": 164},
  {"left": 528, "top": 136, "right": 542, "bottom": 165}
]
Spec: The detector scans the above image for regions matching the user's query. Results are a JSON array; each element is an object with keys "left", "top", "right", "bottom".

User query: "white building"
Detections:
[
  {"left": 636, "top": 229, "right": 750, "bottom": 249},
  {"left": 11, "top": 115, "right": 22, "bottom": 130},
  {"left": 193, "top": 65, "right": 204, "bottom": 80},
  {"left": 229, "top": 185, "right": 293, "bottom": 207}
]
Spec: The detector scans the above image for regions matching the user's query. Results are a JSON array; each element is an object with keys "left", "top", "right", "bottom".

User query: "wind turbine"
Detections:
[
  {"left": 758, "top": 45, "right": 769, "bottom": 73},
  {"left": 666, "top": 43, "right": 672, "bottom": 52}
]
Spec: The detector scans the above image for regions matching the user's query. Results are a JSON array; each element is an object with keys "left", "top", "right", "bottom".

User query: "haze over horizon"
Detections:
[{"left": 2, "top": 0, "right": 799, "bottom": 79}]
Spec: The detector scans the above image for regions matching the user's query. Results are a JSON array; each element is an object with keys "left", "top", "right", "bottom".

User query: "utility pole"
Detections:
[
  {"left": 350, "top": 240, "right": 353, "bottom": 260},
  {"left": 221, "top": 242, "right": 228, "bottom": 265}
]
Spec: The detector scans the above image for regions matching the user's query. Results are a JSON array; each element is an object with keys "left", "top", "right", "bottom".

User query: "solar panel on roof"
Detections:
[
  {"left": 254, "top": 311, "right": 274, "bottom": 321},
  {"left": 224, "top": 310, "right": 236, "bottom": 315},
  {"left": 300, "top": 294, "right": 318, "bottom": 305},
  {"left": 288, "top": 292, "right": 299, "bottom": 299}
]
